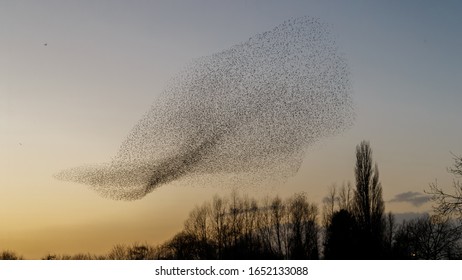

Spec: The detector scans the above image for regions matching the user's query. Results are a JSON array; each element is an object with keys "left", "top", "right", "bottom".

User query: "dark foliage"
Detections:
[
  {"left": 324, "top": 209, "right": 359, "bottom": 259},
  {"left": 352, "top": 141, "right": 385, "bottom": 259}
]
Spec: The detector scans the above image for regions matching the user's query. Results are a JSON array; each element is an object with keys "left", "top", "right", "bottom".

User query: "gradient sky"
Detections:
[{"left": 1, "top": 0, "right": 461, "bottom": 259}]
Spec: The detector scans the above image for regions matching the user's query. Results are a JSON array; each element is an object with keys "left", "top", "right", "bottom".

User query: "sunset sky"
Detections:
[{"left": 1, "top": 0, "right": 461, "bottom": 259}]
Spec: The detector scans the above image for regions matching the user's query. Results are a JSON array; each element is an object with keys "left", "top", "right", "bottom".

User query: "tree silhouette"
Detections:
[
  {"left": 287, "top": 193, "right": 319, "bottom": 259},
  {"left": 352, "top": 141, "right": 385, "bottom": 259},
  {"left": 270, "top": 196, "right": 286, "bottom": 258},
  {"left": 338, "top": 182, "right": 354, "bottom": 212},
  {"left": 183, "top": 203, "right": 214, "bottom": 258},
  {"left": 321, "top": 182, "right": 357, "bottom": 259},
  {"left": 324, "top": 209, "right": 359, "bottom": 259},
  {"left": 126, "top": 243, "right": 155, "bottom": 260},
  {"left": 234, "top": 195, "right": 261, "bottom": 259},
  {"left": 164, "top": 231, "right": 213, "bottom": 260},
  {"left": 322, "top": 183, "right": 354, "bottom": 228},
  {"left": 322, "top": 185, "right": 337, "bottom": 229},
  {"left": 107, "top": 244, "right": 128, "bottom": 260},
  {"left": 383, "top": 212, "right": 396, "bottom": 258},
  {"left": 0, "top": 250, "right": 22, "bottom": 260},
  {"left": 427, "top": 154, "right": 462, "bottom": 220},
  {"left": 153, "top": 192, "right": 322, "bottom": 260},
  {"left": 209, "top": 195, "right": 228, "bottom": 259},
  {"left": 392, "top": 215, "right": 462, "bottom": 259}
]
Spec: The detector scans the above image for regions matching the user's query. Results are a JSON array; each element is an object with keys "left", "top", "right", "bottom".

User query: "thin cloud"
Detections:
[
  {"left": 393, "top": 212, "right": 429, "bottom": 223},
  {"left": 389, "top": 191, "right": 431, "bottom": 207}
]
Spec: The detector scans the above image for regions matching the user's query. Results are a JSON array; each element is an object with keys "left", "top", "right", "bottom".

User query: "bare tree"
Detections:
[
  {"left": 257, "top": 196, "right": 276, "bottom": 257},
  {"left": 209, "top": 195, "right": 228, "bottom": 259},
  {"left": 240, "top": 196, "right": 259, "bottom": 255},
  {"left": 270, "top": 196, "right": 286, "bottom": 257},
  {"left": 287, "top": 193, "right": 319, "bottom": 259},
  {"left": 322, "top": 185, "right": 337, "bottom": 228},
  {"left": 126, "top": 242, "right": 156, "bottom": 260},
  {"left": 227, "top": 191, "right": 244, "bottom": 252},
  {"left": 163, "top": 232, "right": 204, "bottom": 260},
  {"left": 393, "top": 215, "right": 462, "bottom": 259},
  {"left": 427, "top": 154, "right": 462, "bottom": 220},
  {"left": 450, "top": 154, "right": 462, "bottom": 176},
  {"left": 0, "top": 250, "right": 22, "bottom": 260},
  {"left": 322, "top": 182, "right": 354, "bottom": 229},
  {"left": 384, "top": 212, "right": 396, "bottom": 258},
  {"left": 107, "top": 244, "right": 128, "bottom": 260},
  {"left": 158, "top": 192, "right": 320, "bottom": 259},
  {"left": 184, "top": 203, "right": 210, "bottom": 243},
  {"left": 337, "top": 182, "right": 354, "bottom": 212}
]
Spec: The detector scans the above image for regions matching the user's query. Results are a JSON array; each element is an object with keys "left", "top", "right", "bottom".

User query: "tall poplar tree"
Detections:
[{"left": 353, "top": 141, "right": 385, "bottom": 258}]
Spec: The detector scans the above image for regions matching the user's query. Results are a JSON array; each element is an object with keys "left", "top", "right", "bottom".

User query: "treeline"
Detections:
[
  {"left": 129, "top": 141, "right": 462, "bottom": 260},
  {"left": 158, "top": 192, "right": 320, "bottom": 260},
  {"left": 2, "top": 141, "right": 461, "bottom": 260},
  {"left": 155, "top": 193, "right": 461, "bottom": 260},
  {"left": 3, "top": 192, "right": 458, "bottom": 260}
]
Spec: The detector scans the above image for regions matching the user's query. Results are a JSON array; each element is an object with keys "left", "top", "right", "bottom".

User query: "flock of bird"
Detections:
[{"left": 55, "top": 16, "right": 354, "bottom": 200}]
